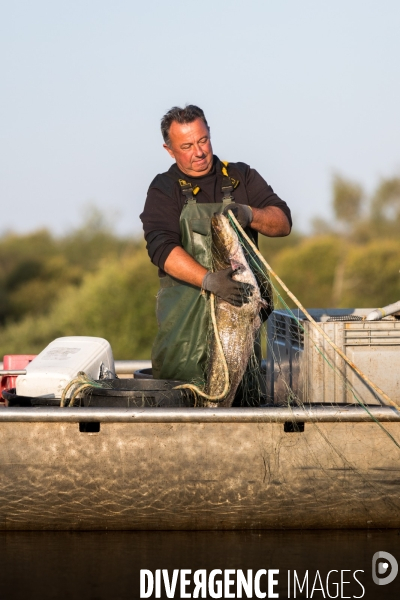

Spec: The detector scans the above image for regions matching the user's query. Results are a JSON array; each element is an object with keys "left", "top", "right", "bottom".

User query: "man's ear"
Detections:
[{"left": 163, "top": 144, "right": 175, "bottom": 159}]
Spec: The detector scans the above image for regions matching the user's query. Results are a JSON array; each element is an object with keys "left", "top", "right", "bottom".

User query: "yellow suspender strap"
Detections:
[{"left": 221, "top": 161, "right": 240, "bottom": 189}]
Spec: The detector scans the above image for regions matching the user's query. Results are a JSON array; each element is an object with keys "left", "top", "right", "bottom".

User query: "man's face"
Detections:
[{"left": 164, "top": 118, "right": 213, "bottom": 177}]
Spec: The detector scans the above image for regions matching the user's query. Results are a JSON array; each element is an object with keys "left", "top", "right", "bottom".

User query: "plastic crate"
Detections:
[{"left": 266, "top": 309, "right": 400, "bottom": 405}]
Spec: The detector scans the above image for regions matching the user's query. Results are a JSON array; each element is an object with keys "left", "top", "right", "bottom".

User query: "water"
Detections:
[{"left": 1, "top": 530, "right": 399, "bottom": 599}]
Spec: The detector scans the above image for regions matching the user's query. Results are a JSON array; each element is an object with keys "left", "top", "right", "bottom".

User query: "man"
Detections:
[{"left": 140, "top": 105, "right": 291, "bottom": 383}]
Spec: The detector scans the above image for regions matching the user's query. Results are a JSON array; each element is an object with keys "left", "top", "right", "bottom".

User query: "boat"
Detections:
[{"left": 1, "top": 308, "right": 400, "bottom": 531}]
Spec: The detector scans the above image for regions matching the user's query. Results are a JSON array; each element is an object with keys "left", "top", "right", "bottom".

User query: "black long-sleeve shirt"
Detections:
[{"left": 140, "top": 156, "right": 292, "bottom": 275}]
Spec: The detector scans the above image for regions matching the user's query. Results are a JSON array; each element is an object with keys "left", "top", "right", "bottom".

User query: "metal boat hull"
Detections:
[{"left": 1, "top": 407, "right": 399, "bottom": 530}]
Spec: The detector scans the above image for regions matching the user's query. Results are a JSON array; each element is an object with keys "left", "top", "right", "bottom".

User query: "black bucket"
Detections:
[
  {"left": 133, "top": 368, "right": 153, "bottom": 379},
  {"left": 84, "top": 378, "right": 193, "bottom": 407},
  {"left": 2, "top": 378, "right": 194, "bottom": 408},
  {"left": 2, "top": 388, "right": 60, "bottom": 407}
]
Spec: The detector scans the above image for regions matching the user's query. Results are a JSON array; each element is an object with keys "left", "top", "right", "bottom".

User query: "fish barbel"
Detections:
[{"left": 205, "top": 213, "right": 265, "bottom": 407}]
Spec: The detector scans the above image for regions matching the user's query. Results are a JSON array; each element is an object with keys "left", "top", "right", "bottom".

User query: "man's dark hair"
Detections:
[{"left": 161, "top": 105, "right": 209, "bottom": 147}]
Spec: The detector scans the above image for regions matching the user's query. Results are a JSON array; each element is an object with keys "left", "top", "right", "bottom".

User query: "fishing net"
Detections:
[
  {"left": 54, "top": 212, "right": 400, "bottom": 528},
  {"left": 209, "top": 212, "right": 400, "bottom": 526},
  {"left": 199, "top": 211, "right": 400, "bottom": 438},
  {"left": 226, "top": 214, "right": 400, "bottom": 402},
  {"left": 59, "top": 372, "right": 195, "bottom": 408}
]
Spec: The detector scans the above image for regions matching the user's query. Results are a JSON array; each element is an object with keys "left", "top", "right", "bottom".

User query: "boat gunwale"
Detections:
[{"left": 0, "top": 405, "right": 399, "bottom": 423}]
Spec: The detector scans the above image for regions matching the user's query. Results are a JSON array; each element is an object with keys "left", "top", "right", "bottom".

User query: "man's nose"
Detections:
[{"left": 193, "top": 144, "right": 205, "bottom": 156}]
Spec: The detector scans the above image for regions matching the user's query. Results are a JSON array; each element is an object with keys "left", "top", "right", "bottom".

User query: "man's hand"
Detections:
[
  {"left": 202, "top": 267, "right": 254, "bottom": 307},
  {"left": 222, "top": 203, "right": 253, "bottom": 229}
]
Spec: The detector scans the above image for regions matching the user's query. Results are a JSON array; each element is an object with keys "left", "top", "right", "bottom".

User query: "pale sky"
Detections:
[{"left": 1, "top": 0, "right": 399, "bottom": 236}]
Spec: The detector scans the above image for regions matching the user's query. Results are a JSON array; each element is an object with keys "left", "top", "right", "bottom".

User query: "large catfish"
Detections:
[{"left": 205, "top": 214, "right": 267, "bottom": 407}]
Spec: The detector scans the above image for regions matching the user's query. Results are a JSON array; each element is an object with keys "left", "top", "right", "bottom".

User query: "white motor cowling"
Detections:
[{"left": 16, "top": 336, "right": 115, "bottom": 398}]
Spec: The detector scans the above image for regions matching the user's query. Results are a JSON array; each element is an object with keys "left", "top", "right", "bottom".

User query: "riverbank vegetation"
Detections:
[{"left": 0, "top": 175, "right": 399, "bottom": 358}]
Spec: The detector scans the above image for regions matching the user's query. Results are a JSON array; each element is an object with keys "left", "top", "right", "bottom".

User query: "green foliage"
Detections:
[
  {"left": 258, "top": 229, "right": 303, "bottom": 261},
  {"left": 340, "top": 240, "right": 400, "bottom": 308},
  {"left": 1, "top": 168, "right": 400, "bottom": 362},
  {"left": 0, "top": 253, "right": 159, "bottom": 358},
  {"left": 0, "top": 230, "right": 59, "bottom": 323},
  {"left": 272, "top": 236, "right": 344, "bottom": 307},
  {"left": 371, "top": 177, "right": 400, "bottom": 220},
  {"left": 368, "top": 177, "right": 400, "bottom": 240},
  {"left": 0, "top": 209, "right": 137, "bottom": 326},
  {"left": 59, "top": 205, "right": 137, "bottom": 271},
  {"left": 332, "top": 174, "right": 364, "bottom": 224}
]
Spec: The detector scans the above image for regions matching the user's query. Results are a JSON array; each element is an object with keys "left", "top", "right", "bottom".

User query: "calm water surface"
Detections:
[{"left": 1, "top": 530, "right": 399, "bottom": 599}]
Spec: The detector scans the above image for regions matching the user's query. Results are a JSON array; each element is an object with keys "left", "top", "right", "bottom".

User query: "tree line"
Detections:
[{"left": 0, "top": 174, "right": 399, "bottom": 358}]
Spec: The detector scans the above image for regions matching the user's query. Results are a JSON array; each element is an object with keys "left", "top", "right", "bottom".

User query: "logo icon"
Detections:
[{"left": 372, "top": 551, "right": 398, "bottom": 586}]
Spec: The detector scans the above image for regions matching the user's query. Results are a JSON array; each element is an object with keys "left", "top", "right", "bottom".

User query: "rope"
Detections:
[
  {"left": 60, "top": 372, "right": 87, "bottom": 407},
  {"left": 174, "top": 293, "right": 230, "bottom": 402},
  {"left": 227, "top": 210, "right": 400, "bottom": 412},
  {"left": 60, "top": 372, "right": 113, "bottom": 407},
  {"left": 69, "top": 383, "right": 94, "bottom": 407}
]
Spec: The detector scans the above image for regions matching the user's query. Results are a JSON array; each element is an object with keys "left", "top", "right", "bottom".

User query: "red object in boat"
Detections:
[{"left": 0, "top": 355, "right": 37, "bottom": 399}]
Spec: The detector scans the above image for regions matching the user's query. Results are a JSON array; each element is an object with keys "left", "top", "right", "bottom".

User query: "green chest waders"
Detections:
[{"left": 151, "top": 195, "right": 234, "bottom": 382}]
